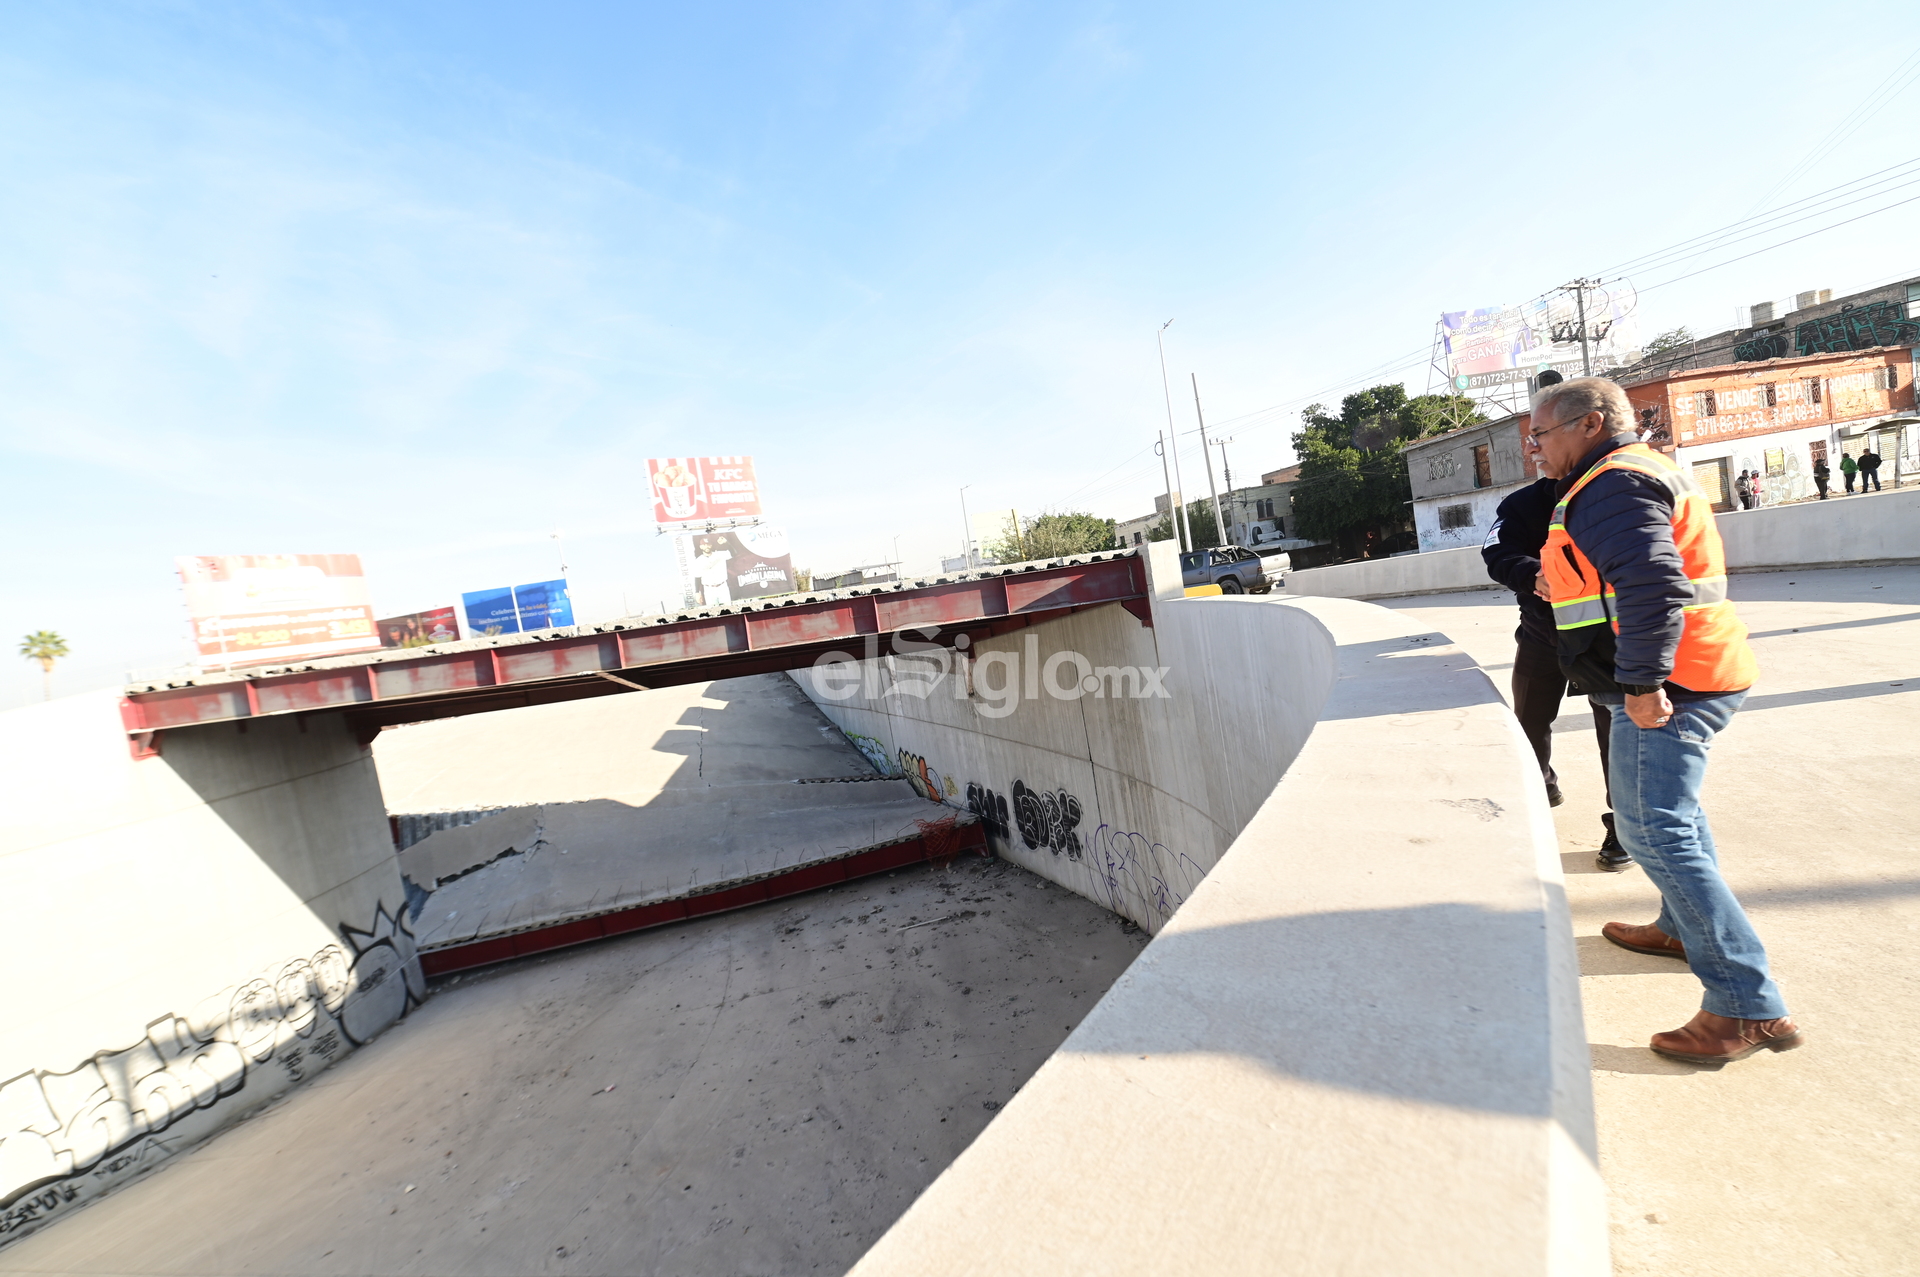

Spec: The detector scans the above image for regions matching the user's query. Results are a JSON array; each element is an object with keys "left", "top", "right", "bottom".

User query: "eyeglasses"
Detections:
[{"left": 1526, "top": 411, "right": 1596, "bottom": 444}]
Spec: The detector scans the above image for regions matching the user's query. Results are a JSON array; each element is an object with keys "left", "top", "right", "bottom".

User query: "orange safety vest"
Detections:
[{"left": 1542, "top": 442, "right": 1757, "bottom": 693}]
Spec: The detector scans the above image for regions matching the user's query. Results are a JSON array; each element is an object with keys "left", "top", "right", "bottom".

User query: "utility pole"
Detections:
[
  {"left": 1558, "top": 278, "right": 1604, "bottom": 376},
  {"left": 1214, "top": 437, "right": 1238, "bottom": 545},
  {"left": 1156, "top": 321, "right": 1192, "bottom": 551},
  {"left": 1192, "top": 374, "right": 1226, "bottom": 549},
  {"left": 1155, "top": 431, "right": 1178, "bottom": 546},
  {"left": 958, "top": 485, "right": 975, "bottom": 570}
]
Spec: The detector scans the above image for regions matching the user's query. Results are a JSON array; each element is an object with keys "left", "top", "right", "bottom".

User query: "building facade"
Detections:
[
  {"left": 1404, "top": 415, "right": 1536, "bottom": 553},
  {"left": 1628, "top": 345, "right": 1919, "bottom": 508}
]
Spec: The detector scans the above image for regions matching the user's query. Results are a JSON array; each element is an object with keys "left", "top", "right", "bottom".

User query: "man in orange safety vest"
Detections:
[{"left": 1530, "top": 378, "right": 1801, "bottom": 1066}]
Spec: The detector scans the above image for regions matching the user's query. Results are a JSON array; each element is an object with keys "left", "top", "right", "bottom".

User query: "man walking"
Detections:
[
  {"left": 1530, "top": 377, "right": 1801, "bottom": 1065},
  {"left": 1734, "top": 469, "right": 1754, "bottom": 510},
  {"left": 1483, "top": 390, "right": 1624, "bottom": 870},
  {"left": 1841, "top": 450, "right": 1858, "bottom": 493},
  {"left": 1858, "top": 446, "right": 1883, "bottom": 492}
]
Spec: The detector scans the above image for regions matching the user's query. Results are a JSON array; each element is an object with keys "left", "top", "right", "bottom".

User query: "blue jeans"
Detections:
[{"left": 1608, "top": 691, "right": 1788, "bottom": 1020}]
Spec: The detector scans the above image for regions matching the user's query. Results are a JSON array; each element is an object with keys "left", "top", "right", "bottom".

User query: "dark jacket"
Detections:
[
  {"left": 1555, "top": 438, "right": 1737, "bottom": 702},
  {"left": 1482, "top": 477, "right": 1558, "bottom": 648},
  {"left": 1859, "top": 449, "right": 1882, "bottom": 473}
]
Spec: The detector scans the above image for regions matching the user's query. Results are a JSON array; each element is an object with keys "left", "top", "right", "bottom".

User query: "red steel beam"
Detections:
[
  {"left": 418, "top": 816, "right": 989, "bottom": 977},
  {"left": 121, "top": 551, "right": 1150, "bottom": 751}
]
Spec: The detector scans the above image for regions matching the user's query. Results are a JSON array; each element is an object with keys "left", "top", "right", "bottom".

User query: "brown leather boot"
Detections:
[
  {"left": 1602, "top": 920, "right": 1687, "bottom": 960},
  {"left": 1650, "top": 1010, "right": 1804, "bottom": 1064}
]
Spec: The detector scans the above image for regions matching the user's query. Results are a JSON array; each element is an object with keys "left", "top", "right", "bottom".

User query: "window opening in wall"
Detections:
[
  {"left": 1703, "top": 389, "right": 1717, "bottom": 416},
  {"left": 1472, "top": 444, "right": 1492, "bottom": 488},
  {"left": 1439, "top": 503, "right": 1473, "bottom": 530},
  {"left": 1907, "top": 281, "right": 1920, "bottom": 320},
  {"left": 1809, "top": 378, "right": 1822, "bottom": 404},
  {"left": 1276, "top": 517, "right": 1287, "bottom": 537},
  {"left": 1764, "top": 383, "right": 1777, "bottom": 406},
  {"left": 1810, "top": 439, "right": 1828, "bottom": 466},
  {"left": 1884, "top": 365, "right": 1900, "bottom": 391}
]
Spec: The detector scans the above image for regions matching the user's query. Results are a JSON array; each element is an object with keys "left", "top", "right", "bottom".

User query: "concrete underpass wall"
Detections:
[
  {"left": 1287, "top": 483, "right": 1920, "bottom": 600},
  {"left": 809, "top": 542, "right": 1605, "bottom": 1274},
  {"left": 791, "top": 559, "right": 1336, "bottom": 934},
  {"left": 0, "top": 691, "right": 422, "bottom": 1244}
]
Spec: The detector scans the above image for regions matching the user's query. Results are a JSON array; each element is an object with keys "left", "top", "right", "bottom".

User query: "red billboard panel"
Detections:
[
  {"left": 647, "top": 456, "right": 763, "bottom": 526},
  {"left": 176, "top": 554, "right": 380, "bottom": 668},
  {"left": 377, "top": 606, "right": 460, "bottom": 648}
]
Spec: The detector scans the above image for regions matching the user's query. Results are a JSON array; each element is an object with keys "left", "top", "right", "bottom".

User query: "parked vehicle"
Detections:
[
  {"left": 1179, "top": 546, "right": 1270, "bottom": 594},
  {"left": 1256, "top": 550, "right": 1291, "bottom": 590}
]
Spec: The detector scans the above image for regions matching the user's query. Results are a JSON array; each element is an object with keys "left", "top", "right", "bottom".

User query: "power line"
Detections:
[
  {"left": 1636, "top": 188, "right": 1920, "bottom": 294},
  {"left": 1742, "top": 46, "right": 1920, "bottom": 218}
]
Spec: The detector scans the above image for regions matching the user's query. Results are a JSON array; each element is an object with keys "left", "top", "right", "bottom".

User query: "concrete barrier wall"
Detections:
[
  {"left": 800, "top": 543, "right": 1607, "bottom": 1273},
  {"left": 791, "top": 550, "right": 1335, "bottom": 934},
  {"left": 1287, "top": 484, "right": 1920, "bottom": 600},
  {"left": 0, "top": 692, "right": 421, "bottom": 1244}
]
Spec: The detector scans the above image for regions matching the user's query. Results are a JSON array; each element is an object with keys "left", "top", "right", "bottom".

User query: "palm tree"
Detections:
[{"left": 19, "top": 631, "right": 70, "bottom": 702}]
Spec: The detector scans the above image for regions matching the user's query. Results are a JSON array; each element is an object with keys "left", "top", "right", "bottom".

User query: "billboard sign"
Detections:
[
  {"left": 1441, "top": 286, "right": 1639, "bottom": 397},
  {"left": 460, "top": 580, "right": 575, "bottom": 637},
  {"left": 177, "top": 554, "right": 380, "bottom": 667},
  {"left": 677, "top": 527, "right": 795, "bottom": 606},
  {"left": 377, "top": 606, "right": 459, "bottom": 649},
  {"left": 647, "top": 456, "right": 763, "bottom": 526}
]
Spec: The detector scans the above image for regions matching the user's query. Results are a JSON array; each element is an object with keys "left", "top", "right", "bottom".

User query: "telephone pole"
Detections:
[
  {"left": 1192, "top": 374, "right": 1226, "bottom": 549},
  {"left": 1156, "top": 321, "right": 1192, "bottom": 551},
  {"left": 1557, "top": 278, "right": 1607, "bottom": 376}
]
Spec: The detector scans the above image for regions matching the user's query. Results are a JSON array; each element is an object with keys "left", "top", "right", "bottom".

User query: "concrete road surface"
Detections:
[
  {"left": 1390, "top": 565, "right": 1919, "bottom": 1277},
  {"left": 0, "top": 857, "right": 1145, "bottom": 1276}
]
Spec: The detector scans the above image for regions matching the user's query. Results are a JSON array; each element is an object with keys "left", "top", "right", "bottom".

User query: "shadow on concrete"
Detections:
[
  {"left": 1070, "top": 903, "right": 1582, "bottom": 1138},
  {"left": 1746, "top": 611, "right": 1920, "bottom": 640},
  {"left": 1744, "top": 877, "right": 1920, "bottom": 909},
  {"left": 1318, "top": 634, "right": 1502, "bottom": 720},
  {"left": 1589, "top": 1043, "right": 1721, "bottom": 1075}
]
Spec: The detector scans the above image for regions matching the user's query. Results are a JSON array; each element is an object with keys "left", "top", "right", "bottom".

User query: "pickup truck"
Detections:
[{"left": 1179, "top": 546, "right": 1271, "bottom": 594}]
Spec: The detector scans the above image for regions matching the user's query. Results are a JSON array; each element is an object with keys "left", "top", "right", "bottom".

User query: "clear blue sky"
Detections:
[{"left": 5, "top": 1, "right": 1917, "bottom": 699}]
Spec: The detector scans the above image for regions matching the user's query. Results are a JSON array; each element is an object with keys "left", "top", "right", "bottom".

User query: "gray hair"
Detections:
[{"left": 1533, "top": 377, "right": 1636, "bottom": 437}]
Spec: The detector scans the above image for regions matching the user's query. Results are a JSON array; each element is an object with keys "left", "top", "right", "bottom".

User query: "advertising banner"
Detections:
[
  {"left": 461, "top": 580, "right": 575, "bottom": 638},
  {"left": 647, "top": 456, "right": 763, "bottom": 526},
  {"left": 678, "top": 527, "right": 795, "bottom": 606},
  {"left": 176, "top": 554, "right": 380, "bottom": 667},
  {"left": 1441, "top": 287, "right": 1639, "bottom": 396},
  {"left": 377, "top": 606, "right": 460, "bottom": 649}
]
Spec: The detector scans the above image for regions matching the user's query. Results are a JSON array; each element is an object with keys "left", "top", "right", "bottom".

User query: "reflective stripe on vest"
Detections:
[{"left": 1541, "top": 442, "right": 1758, "bottom": 692}]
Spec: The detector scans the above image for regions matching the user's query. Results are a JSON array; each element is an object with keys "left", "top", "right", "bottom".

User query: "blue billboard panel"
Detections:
[
  {"left": 512, "top": 579, "right": 574, "bottom": 631},
  {"left": 461, "top": 586, "right": 520, "bottom": 637}
]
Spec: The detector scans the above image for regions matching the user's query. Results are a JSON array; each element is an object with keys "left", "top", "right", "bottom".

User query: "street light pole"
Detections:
[
  {"left": 958, "top": 485, "right": 975, "bottom": 570},
  {"left": 1192, "top": 373, "right": 1226, "bottom": 549},
  {"left": 1157, "top": 321, "right": 1192, "bottom": 551},
  {"left": 1214, "top": 437, "right": 1238, "bottom": 545}
]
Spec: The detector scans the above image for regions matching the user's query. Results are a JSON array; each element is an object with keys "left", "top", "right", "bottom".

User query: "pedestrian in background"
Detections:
[
  {"left": 1841, "top": 450, "right": 1858, "bottom": 493},
  {"left": 1814, "top": 455, "right": 1831, "bottom": 499},
  {"left": 1735, "top": 470, "right": 1754, "bottom": 510},
  {"left": 1531, "top": 377, "right": 1799, "bottom": 1066},
  {"left": 1858, "top": 446, "right": 1883, "bottom": 492},
  {"left": 1482, "top": 370, "right": 1625, "bottom": 869}
]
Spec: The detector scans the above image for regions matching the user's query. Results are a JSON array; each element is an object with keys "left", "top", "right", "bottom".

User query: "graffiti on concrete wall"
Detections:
[
  {"left": 0, "top": 901, "right": 425, "bottom": 1242},
  {"left": 1735, "top": 300, "right": 1920, "bottom": 362},
  {"left": 1012, "top": 780, "right": 1084, "bottom": 860},
  {"left": 1084, "top": 824, "right": 1209, "bottom": 922},
  {"left": 899, "top": 750, "right": 957, "bottom": 804},
  {"left": 965, "top": 783, "right": 1011, "bottom": 856},
  {"left": 844, "top": 731, "right": 896, "bottom": 777}
]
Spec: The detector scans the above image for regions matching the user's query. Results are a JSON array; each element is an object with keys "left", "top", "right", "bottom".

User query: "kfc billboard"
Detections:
[
  {"left": 176, "top": 554, "right": 380, "bottom": 667},
  {"left": 647, "top": 456, "right": 763, "bottom": 526}
]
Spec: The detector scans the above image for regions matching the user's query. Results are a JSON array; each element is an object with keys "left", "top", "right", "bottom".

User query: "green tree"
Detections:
[
  {"left": 1290, "top": 384, "right": 1484, "bottom": 559},
  {"left": 986, "top": 512, "right": 1117, "bottom": 561},
  {"left": 1641, "top": 326, "right": 1695, "bottom": 357},
  {"left": 19, "top": 630, "right": 70, "bottom": 702}
]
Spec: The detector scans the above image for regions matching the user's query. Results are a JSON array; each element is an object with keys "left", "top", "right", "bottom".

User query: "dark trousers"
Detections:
[
  {"left": 1816, "top": 476, "right": 1829, "bottom": 499},
  {"left": 1512, "top": 635, "right": 1613, "bottom": 808},
  {"left": 1861, "top": 469, "right": 1882, "bottom": 492},
  {"left": 1845, "top": 471, "right": 1856, "bottom": 492}
]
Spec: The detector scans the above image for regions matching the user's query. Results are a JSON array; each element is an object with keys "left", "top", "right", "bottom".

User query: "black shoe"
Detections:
[
  {"left": 1546, "top": 783, "right": 1564, "bottom": 808},
  {"left": 1596, "top": 817, "right": 1632, "bottom": 873}
]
